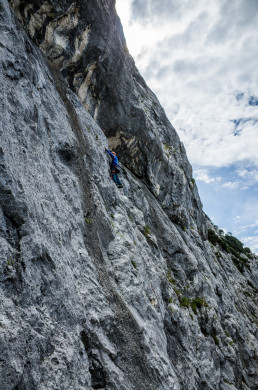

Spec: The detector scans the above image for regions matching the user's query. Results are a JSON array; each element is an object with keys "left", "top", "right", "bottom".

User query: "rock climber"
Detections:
[{"left": 105, "top": 147, "right": 123, "bottom": 188}]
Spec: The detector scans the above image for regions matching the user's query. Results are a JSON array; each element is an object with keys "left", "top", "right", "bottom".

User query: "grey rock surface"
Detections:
[
  {"left": 0, "top": 0, "right": 257, "bottom": 389},
  {"left": 9, "top": 0, "right": 206, "bottom": 234}
]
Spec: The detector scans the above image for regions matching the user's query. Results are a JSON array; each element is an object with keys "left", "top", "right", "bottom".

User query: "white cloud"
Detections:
[
  {"left": 194, "top": 169, "right": 221, "bottom": 184},
  {"left": 241, "top": 236, "right": 258, "bottom": 253},
  {"left": 237, "top": 167, "right": 258, "bottom": 183},
  {"left": 195, "top": 170, "right": 215, "bottom": 183},
  {"left": 116, "top": 0, "right": 258, "bottom": 169},
  {"left": 237, "top": 219, "right": 258, "bottom": 232},
  {"left": 222, "top": 181, "right": 240, "bottom": 190}
]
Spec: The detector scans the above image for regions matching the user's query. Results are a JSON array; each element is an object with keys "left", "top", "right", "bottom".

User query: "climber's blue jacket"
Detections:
[{"left": 106, "top": 149, "right": 120, "bottom": 168}]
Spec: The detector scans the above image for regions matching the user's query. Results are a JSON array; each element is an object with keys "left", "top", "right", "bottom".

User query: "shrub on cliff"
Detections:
[
  {"left": 208, "top": 229, "right": 251, "bottom": 272},
  {"left": 208, "top": 229, "right": 218, "bottom": 245}
]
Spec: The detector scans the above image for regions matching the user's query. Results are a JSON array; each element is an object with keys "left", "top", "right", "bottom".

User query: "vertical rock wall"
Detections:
[
  {"left": 0, "top": 1, "right": 257, "bottom": 389},
  {"left": 8, "top": 0, "right": 206, "bottom": 234}
]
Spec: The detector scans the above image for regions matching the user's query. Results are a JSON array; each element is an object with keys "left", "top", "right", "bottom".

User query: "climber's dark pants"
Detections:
[{"left": 111, "top": 170, "right": 122, "bottom": 185}]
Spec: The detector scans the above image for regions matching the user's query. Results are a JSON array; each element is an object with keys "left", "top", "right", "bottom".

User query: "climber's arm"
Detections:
[{"left": 105, "top": 148, "right": 114, "bottom": 159}]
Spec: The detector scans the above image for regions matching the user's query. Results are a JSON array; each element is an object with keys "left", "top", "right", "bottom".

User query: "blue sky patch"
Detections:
[
  {"left": 248, "top": 95, "right": 258, "bottom": 106},
  {"left": 231, "top": 117, "right": 258, "bottom": 130},
  {"left": 194, "top": 164, "right": 258, "bottom": 253}
]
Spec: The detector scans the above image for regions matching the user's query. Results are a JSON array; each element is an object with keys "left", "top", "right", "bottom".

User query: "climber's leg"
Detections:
[
  {"left": 116, "top": 174, "right": 122, "bottom": 186},
  {"left": 115, "top": 174, "right": 123, "bottom": 188},
  {"left": 111, "top": 171, "right": 118, "bottom": 184}
]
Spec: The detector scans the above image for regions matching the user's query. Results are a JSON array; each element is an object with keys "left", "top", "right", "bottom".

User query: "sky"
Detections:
[{"left": 115, "top": 0, "right": 258, "bottom": 253}]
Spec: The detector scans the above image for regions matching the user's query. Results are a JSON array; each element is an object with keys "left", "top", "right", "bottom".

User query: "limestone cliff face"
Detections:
[
  {"left": 9, "top": 0, "right": 205, "bottom": 234},
  {"left": 0, "top": 1, "right": 257, "bottom": 389}
]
